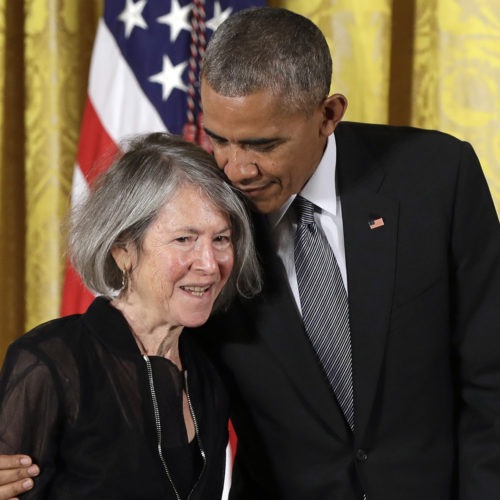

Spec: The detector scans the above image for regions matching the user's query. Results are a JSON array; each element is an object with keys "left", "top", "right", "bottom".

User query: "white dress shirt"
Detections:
[{"left": 269, "top": 135, "right": 347, "bottom": 314}]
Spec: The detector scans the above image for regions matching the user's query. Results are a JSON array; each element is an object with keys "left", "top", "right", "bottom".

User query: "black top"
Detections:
[
  {"left": 0, "top": 297, "right": 228, "bottom": 499},
  {"left": 148, "top": 356, "right": 203, "bottom": 498}
]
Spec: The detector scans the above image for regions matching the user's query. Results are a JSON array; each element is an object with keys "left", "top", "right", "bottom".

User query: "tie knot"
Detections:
[{"left": 294, "top": 196, "right": 316, "bottom": 226}]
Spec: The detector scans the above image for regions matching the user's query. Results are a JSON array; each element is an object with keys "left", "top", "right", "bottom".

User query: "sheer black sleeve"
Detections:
[{"left": 0, "top": 343, "right": 62, "bottom": 498}]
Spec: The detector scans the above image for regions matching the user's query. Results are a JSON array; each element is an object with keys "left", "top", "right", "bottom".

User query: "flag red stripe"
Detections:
[
  {"left": 77, "top": 97, "right": 119, "bottom": 184},
  {"left": 61, "top": 97, "right": 119, "bottom": 317},
  {"left": 60, "top": 259, "right": 94, "bottom": 316}
]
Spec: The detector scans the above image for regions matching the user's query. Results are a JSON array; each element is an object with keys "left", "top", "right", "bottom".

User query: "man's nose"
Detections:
[{"left": 223, "top": 148, "right": 259, "bottom": 183}]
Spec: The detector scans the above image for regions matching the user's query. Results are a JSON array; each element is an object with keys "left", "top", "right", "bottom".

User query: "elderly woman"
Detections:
[{"left": 0, "top": 133, "right": 261, "bottom": 499}]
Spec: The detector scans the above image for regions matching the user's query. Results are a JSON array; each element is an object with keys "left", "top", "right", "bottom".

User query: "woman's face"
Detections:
[{"left": 119, "top": 183, "right": 234, "bottom": 329}]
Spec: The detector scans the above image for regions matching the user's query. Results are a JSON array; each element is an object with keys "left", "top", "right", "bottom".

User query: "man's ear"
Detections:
[{"left": 320, "top": 93, "right": 348, "bottom": 136}]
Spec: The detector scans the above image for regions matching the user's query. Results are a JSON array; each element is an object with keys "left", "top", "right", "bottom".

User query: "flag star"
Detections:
[
  {"left": 157, "top": 0, "right": 192, "bottom": 43},
  {"left": 118, "top": 0, "right": 148, "bottom": 38},
  {"left": 149, "top": 55, "right": 188, "bottom": 100},
  {"left": 206, "top": 1, "right": 233, "bottom": 32}
]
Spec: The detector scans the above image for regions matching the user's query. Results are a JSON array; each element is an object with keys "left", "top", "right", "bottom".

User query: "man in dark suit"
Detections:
[
  {"left": 1, "top": 6, "right": 499, "bottom": 500},
  {"left": 195, "top": 7, "right": 500, "bottom": 499}
]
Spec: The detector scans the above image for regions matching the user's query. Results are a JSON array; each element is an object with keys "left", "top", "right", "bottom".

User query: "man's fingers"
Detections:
[
  {"left": 0, "top": 456, "right": 39, "bottom": 500},
  {"left": 0, "top": 465, "right": 39, "bottom": 484},
  {"left": 0, "top": 456, "right": 33, "bottom": 470},
  {"left": 0, "top": 477, "right": 35, "bottom": 500}
]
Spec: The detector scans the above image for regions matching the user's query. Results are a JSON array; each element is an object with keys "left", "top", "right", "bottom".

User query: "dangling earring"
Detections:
[{"left": 121, "top": 267, "right": 130, "bottom": 293}]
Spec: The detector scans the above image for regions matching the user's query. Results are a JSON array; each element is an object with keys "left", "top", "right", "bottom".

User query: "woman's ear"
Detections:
[
  {"left": 111, "top": 244, "right": 131, "bottom": 272},
  {"left": 320, "top": 93, "right": 348, "bottom": 136}
]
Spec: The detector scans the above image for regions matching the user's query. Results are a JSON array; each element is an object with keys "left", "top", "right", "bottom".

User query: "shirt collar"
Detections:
[{"left": 270, "top": 134, "right": 338, "bottom": 227}]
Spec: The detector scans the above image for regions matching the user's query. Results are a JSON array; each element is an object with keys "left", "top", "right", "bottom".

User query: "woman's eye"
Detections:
[{"left": 214, "top": 235, "right": 231, "bottom": 244}]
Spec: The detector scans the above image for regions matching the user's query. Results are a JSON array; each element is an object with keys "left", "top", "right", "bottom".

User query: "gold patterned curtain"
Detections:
[
  {"left": 270, "top": 0, "right": 393, "bottom": 122},
  {"left": 412, "top": 0, "right": 500, "bottom": 211},
  {"left": 0, "top": 0, "right": 102, "bottom": 361},
  {"left": 0, "top": 0, "right": 499, "bottom": 361}
]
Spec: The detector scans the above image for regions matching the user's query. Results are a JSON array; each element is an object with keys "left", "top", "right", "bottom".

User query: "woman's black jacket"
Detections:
[{"left": 0, "top": 297, "right": 229, "bottom": 499}]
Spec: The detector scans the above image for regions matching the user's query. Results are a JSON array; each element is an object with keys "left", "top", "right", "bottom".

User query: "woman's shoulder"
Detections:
[
  {"left": 6, "top": 313, "right": 86, "bottom": 370},
  {"left": 17, "top": 313, "right": 83, "bottom": 344}
]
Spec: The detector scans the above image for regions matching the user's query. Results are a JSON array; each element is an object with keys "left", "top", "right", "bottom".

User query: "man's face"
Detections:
[{"left": 201, "top": 81, "right": 339, "bottom": 214}]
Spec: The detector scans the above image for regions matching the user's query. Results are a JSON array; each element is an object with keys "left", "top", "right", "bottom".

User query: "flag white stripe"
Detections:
[{"left": 70, "top": 164, "right": 90, "bottom": 208}]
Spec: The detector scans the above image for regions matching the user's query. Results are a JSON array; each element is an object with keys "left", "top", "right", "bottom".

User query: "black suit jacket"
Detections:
[{"left": 193, "top": 122, "right": 500, "bottom": 499}]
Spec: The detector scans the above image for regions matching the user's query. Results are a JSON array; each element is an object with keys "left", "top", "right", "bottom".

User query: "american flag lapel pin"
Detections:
[{"left": 368, "top": 216, "right": 385, "bottom": 230}]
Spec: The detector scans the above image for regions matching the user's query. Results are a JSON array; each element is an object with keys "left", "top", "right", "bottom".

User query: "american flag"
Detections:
[
  {"left": 61, "top": 2, "right": 264, "bottom": 495},
  {"left": 61, "top": 0, "right": 264, "bottom": 316}
]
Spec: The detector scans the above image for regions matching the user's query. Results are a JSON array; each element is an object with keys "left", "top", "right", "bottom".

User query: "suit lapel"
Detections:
[{"left": 336, "top": 123, "right": 399, "bottom": 440}]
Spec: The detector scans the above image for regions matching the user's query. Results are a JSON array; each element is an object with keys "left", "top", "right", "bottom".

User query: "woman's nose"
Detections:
[{"left": 193, "top": 243, "right": 218, "bottom": 273}]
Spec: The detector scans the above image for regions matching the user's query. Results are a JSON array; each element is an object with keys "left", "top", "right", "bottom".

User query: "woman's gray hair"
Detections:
[
  {"left": 200, "top": 7, "right": 332, "bottom": 114},
  {"left": 69, "top": 132, "right": 262, "bottom": 311}
]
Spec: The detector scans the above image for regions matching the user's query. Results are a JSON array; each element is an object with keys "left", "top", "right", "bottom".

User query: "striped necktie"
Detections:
[{"left": 294, "top": 195, "right": 354, "bottom": 429}]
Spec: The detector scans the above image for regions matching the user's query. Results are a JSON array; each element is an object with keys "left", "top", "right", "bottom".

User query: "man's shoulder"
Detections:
[
  {"left": 335, "top": 121, "right": 470, "bottom": 173},
  {"left": 337, "top": 120, "right": 463, "bottom": 146},
  {"left": 334, "top": 121, "right": 482, "bottom": 193}
]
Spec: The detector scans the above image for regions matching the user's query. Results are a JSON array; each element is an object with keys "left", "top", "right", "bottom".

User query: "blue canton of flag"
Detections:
[{"left": 104, "top": 0, "right": 265, "bottom": 137}]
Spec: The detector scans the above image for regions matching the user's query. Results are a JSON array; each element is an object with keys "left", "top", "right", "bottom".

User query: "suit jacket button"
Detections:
[{"left": 356, "top": 449, "right": 368, "bottom": 462}]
